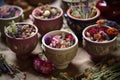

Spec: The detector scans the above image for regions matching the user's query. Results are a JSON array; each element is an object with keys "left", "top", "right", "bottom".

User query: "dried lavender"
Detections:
[
  {"left": 70, "top": 0, "right": 97, "bottom": 19},
  {"left": 0, "top": 54, "right": 27, "bottom": 80}
]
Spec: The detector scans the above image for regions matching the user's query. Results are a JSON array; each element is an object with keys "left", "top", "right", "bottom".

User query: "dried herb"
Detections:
[
  {"left": 0, "top": 54, "right": 27, "bottom": 80},
  {"left": 70, "top": 0, "right": 97, "bottom": 19},
  {"left": 51, "top": 58, "right": 120, "bottom": 80}
]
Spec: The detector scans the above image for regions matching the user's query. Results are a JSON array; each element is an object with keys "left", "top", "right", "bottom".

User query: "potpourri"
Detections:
[
  {"left": 5, "top": 21, "right": 36, "bottom": 38},
  {"left": 35, "top": 5, "right": 61, "bottom": 19},
  {"left": 44, "top": 33, "right": 75, "bottom": 48},
  {"left": 85, "top": 19, "right": 119, "bottom": 42},
  {"left": 0, "top": 5, "right": 21, "bottom": 18}
]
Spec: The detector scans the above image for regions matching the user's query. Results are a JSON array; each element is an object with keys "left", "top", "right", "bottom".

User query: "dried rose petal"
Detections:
[
  {"left": 33, "top": 56, "right": 54, "bottom": 76},
  {"left": 88, "top": 27, "right": 98, "bottom": 36},
  {"left": 65, "top": 34, "right": 74, "bottom": 41}
]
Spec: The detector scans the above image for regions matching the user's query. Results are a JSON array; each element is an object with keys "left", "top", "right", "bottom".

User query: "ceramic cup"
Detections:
[
  {"left": 30, "top": 5, "right": 63, "bottom": 37},
  {"left": 42, "top": 30, "right": 78, "bottom": 69},
  {"left": 5, "top": 23, "right": 38, "bottom": 60}
]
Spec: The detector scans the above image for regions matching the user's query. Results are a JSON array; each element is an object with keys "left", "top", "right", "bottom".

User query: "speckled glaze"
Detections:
[
  {"left": 5, "top": 23, "right": 38, "bottom": 60},
  {"left": 66, "top": 7, "right": 100, "bottom": 41},
  {"left": 0, "top": 5, "right": 23, "bottom": 38},
  {"left": 30, "top": 6, "right": 63, "bottom": 37},
  {"left": 42, "top": 30, "right": 78, "bottom": 69},
  {"left": 82, "top": 24, "right": 117, "bottom": 61}
]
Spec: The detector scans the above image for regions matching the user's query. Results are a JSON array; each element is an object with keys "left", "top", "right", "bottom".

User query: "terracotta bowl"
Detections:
[
  {"left": 5, "top": 23, "right": 38, "bottom": 60},
  {"left": 42, "top": 30, "right": 78, "bottom": 69},
  {"left": 30, "top": 5, "right": 63, "bottom": 37},
  {"left": 0, "top": 5, "right": 23, "bottom": 38},
  {"left": 82, "top": 24, "right": 117, "bottom": 61},
  {"left": 66, "top": 7, "right": 100, "bottom": 41}
]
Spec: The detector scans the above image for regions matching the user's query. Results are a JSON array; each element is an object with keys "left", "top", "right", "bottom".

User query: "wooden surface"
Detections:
[{"left": 0, "top": 0, "right": 120, "bottom": 80}]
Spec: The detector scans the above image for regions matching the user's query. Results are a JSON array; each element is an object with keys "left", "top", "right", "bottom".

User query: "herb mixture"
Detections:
[
  {"left": 70, "top": 0, "right": 97, "bottom": 19},
  {"left": 35, "top": 5, "right": 61, "bottom": 19},
  {"left": 85, "top": 20, "right": 119, "bottom": 42},
  {"left": 51, "top": 57, "right": 120, "bottom": 80},
  {"left": 0, "top": 5, "right": 21, "bottom": 18},
  {"left": 44, "top": 33, "right": 75, "bottom": 48},
  {"left": 5, "top": 21, "right": 36, "bottom": 38}
]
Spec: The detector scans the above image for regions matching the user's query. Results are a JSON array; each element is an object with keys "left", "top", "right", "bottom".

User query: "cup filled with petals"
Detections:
[
  {"left": 5, "top": 21, "right": 38, "bottom": 60},
  {"left": 82, "top": 19, "right": 119, "bottom": 61},
  {"left": 30, "top": 5, "right": 63, "bottom": 37},
  {"left": 42, "top": 30, "right": 78, "bottom": 69}
]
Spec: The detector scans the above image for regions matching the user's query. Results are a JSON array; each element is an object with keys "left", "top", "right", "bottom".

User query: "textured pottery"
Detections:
[
  {"left": 0, "top": 5, "right": 23, "bottom": 38},
  {"left": 30, "top": 5, "right": 63, "bottom": 37},
  {"left": 5, "top": 23, "right": 38, "bottom": 60},
  {"left": 42, "top": 30, "right": 78, "bottom": 69},
  {"left": 82, "top": 24, "right": 117, "bottom": 61},
  {"left": 66, "top": 7, "right": 100, "bottom": 41}
]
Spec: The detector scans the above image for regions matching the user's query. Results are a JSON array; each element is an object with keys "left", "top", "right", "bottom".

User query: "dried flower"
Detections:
[
  {"left": 106, "top": 28, "right": 119, "bottom": 38},
  {"left": 85, "top": 20, "right": 119, "bottom": 42},
  {"left": 96, "top": 19, "right": 105, "bottom": 25},
  {"left": 33, "top": 54, "right": 54, "bottom": 76},
  {"left": 93, "top": 33, "right": 102, "bottom": 41},
  {"left": 45, "top": 33, "right": 75, "bottom": 48},
  {"left": 0, "top": 5, "right": 21, "bottom": 18}
]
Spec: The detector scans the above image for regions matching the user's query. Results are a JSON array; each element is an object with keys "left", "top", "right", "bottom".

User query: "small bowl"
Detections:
[
  {"left": 66, "top": 7, "right": 100, "bottom": 41},
  {"left": 82, "top": 24, "right": 117, "bottom": 61},
  {"left": 5, "top": 23, "right": 38, "bottom": 60},
  {"left": 30, "top": 5, "right": 63, "bottom": 37},
  {"left": 42, "top": 30, "right": 78, "bottom": 69},
  {"left": 0, "top": 5, "right": 23, "bottom": 38}
]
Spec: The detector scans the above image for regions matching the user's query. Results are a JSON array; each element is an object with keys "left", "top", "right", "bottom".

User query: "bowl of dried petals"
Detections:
[
  {"left": 30, "top": 5, "right": 63, "bottom": 37},
  {"left": 42, "top": 30, "right": 78, "bottom": 69},
  {"left": 5, "top": 21, "right": 38, "bottom": 60},
  {"left": 82, "top": 19, "right": 119, "bottom": 61}
]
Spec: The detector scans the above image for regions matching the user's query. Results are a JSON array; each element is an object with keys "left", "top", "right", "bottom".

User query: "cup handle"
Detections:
[{"left": 29, "top": 15, "right": 34, "bottom": 22}]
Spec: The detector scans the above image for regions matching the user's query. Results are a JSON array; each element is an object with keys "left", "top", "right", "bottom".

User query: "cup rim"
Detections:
[
  {"left": 82, "top": 24, "right": 117, "bottom": 44},
  {"left": 0, "top": 5, "right": 23, "bottom": 20},
  {"left": 31, "top": 5, "right": 63, "bottom": 21},
  {"left": 63, "top": 0, "right": 80, "bottom": 3},
  {"left": 67, "top": 7, "right": 100, "bottom": 21},
  {"left": 42, "top": 30, "right": 78, "bottom": 51},
  {"left": 5, "top": 22, "right": 38, "bottom": 40}
]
